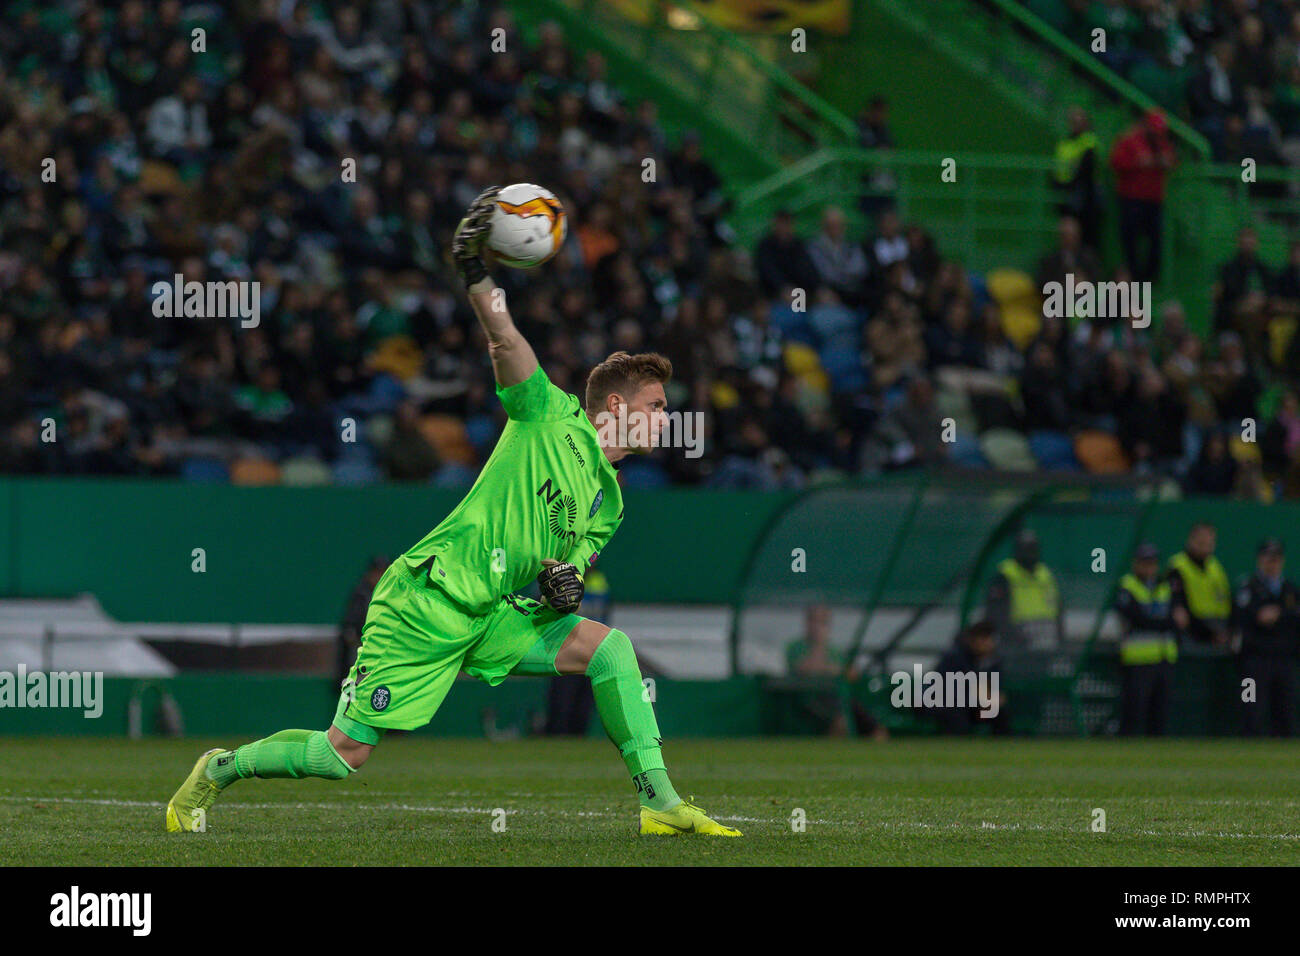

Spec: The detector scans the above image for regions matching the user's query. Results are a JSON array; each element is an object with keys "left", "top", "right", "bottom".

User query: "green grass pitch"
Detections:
[{"left": 1, "top": 737, "right": 1297, "bottom": 865}]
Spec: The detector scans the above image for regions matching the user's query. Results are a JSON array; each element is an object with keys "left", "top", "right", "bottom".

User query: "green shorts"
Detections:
[{"left": 332, "top": 560, "right": 585, "bottom": 744}]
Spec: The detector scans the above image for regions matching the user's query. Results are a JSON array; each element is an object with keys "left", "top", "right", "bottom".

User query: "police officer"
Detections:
[
  {"left": 1115, "top": 542, "right": 1178, "bottom": 736},
  {"left": 1167, "top": 522, "right": 1232, "bottom": 647},
  {"left": 1232, "top": 539, "right": 1299, "bottom": 737},
  {"left": 986, "top": 528, "right": 1064, "bottom": 648}
]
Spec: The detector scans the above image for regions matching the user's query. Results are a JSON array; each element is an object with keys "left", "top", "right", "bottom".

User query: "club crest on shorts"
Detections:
[
  {"left": 589, "top": 489, "right": 603, "bottom": 518},
  {"left": 370, "top": 685, "right": 391, "bottom": 711}
]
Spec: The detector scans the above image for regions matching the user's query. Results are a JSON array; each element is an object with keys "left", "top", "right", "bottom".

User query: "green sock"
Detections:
[
  {"left": 206, "top": 730, "right": 353, "bottom": 788},
  {"left": 587, "top": 629, "right": 681, "bottom": 812}
]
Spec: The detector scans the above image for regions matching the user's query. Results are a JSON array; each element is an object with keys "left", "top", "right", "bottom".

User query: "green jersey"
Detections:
[{"left": 400, "top": 363, "right": 624, "bottom": 615}]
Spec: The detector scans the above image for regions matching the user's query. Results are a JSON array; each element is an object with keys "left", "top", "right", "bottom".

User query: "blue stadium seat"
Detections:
[
  {"left": 619, "top": 458, "right": 670, "bottom": 489},
  {"left": 434, "top": 463, "right": 478, "bottom": 488},
  {"left": 332, "top": 457, "right": 382, "bottom": 485},
  {"left": 949, "top": 433, "right": 989, "bottom": 468},
  {"left": 179, "top": 458, "right": 231, "bottom": 483},
  {"left": 819, "top": 345, "right": 868, "bottom": 393},
  {"left": 1028, "top": 430, "right": 1081, "bottom": 471}
]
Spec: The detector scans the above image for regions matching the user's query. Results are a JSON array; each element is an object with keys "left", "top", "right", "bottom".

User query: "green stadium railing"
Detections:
[
  {"left": 509, "top": 0, "right": 1294, "bottom": 341},
  {"left": 729, "top": 146, "right": 1061, "bottom": 276},
  {"left": 508, "top": 0, "right": 854, "bottom": 186}
]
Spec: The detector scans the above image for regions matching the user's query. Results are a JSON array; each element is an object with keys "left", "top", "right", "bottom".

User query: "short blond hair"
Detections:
[{"left": 585, "top": 351, "right": 672, "bottom": 412}]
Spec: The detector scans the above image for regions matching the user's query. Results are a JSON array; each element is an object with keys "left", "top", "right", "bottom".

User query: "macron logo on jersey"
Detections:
[{"left": 564, "top": 433, "right": 585, "bottom": 467}]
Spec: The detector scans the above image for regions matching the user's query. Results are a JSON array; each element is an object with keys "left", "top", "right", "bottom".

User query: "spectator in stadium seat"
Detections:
[
  {"left": 865, "top": 292, "right": 925, "bottom": 394},
  {"left": 1020, "top": 340, "right": 1073, "bottom": 434},
  {"left": 1213, "top": 227, "right": 1272, "bottom": 339},
  {"left": 932, "top": 618, "right": 1010, "bottom": 735},
  {"left": 1182, "top": 429, "right": 1239, "bottom": 496},
  {"left": 1203, "top": 331, "right": 1261, "bottom": 426},
  {"left": 986, "top": 528, "right": 1065, "bottom": 649},
  {"left": 808, "top": 205, "right": 869, "bottom": 308},
  {"left": 1233, "top": 538, "right": 1299, "bottom": 736},
  {"left": 858, "top": 375, "right": 947, "bottom": 472},
  {"left": 1168, "top": 521, "right": 1233, "bottom": 648},
  {"left": 1117, "top": 362, "right": 1186, "bottom": 472},
  {"left": 1261, "top": 389, "right": 1300, "bottom": 484},
  {"left": 924, "top": 297, "right": 983, "bottom": 371},
  {"left": 1115, "top": 542, "right": 1178, "bottom": 736},
  {"left": 379, "top": 400, "right": 439, "bottom": 482},
  {"left": 1109, "top": 109, "right": 1177, "bottom": 282}
]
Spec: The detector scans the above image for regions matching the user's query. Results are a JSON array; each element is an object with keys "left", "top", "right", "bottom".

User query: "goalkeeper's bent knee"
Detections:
[{"left": 586, "top": 627, "right": 640, "bottom": 684}]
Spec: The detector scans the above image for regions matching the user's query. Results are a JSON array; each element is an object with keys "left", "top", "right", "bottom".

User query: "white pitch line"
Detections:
[
  {"left": 3, "top": 795, "right": 1299, "bottom": 838},
  {"left": 0, "top": 795, "right": 815, "bottom": 826}
]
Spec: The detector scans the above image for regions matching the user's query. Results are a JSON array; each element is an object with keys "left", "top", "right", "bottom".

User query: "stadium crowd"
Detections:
[
  {"left": 1022, "top": 0, "right": 1300, "bottom": 165},
  {"left": 3, "top": 0, "right": 1300, "bottom": 497}
]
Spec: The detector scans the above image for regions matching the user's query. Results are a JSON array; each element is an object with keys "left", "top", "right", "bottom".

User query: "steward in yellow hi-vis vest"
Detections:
[
  {"left": 987, "top": 529, "right": 1063, "bottom": 648},
  {"left": 1114, "top": 542, "right": 1179, "bottom": 736},
  {"left": 1166, "top": 523, "right": 1231, "bottom": 647}
]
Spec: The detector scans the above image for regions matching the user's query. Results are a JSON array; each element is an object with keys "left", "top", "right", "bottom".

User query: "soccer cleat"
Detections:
[
  {"left": 164, "top": 747, "right": 226, "bottom": 833},
  {"left": 639, "top": 797, "right": 742, "bottom": 837}
]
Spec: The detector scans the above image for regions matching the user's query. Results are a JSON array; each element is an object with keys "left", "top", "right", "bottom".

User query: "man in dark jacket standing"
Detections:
[{"left": 1233, "top": 539, "right": 1299, "bottom": 737}]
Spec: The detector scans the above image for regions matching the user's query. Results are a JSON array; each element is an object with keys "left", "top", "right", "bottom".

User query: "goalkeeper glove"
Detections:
[
  {"left": 451, "top": 185, "right": 500, "bottom": 288},
  {"left": 538, "top": 560, "right": 585, "bottom": 614}
]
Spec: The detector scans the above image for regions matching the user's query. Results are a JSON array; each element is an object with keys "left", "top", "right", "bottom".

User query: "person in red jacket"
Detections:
[{"left": 1110, "top": 110, "right": 1178, "bottom": 283}]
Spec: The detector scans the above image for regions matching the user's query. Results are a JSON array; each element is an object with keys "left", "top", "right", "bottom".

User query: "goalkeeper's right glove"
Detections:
[
  {"left": 538, "top": 560, "right": 585, "bottom": 614},
  {"left": 451, "top": 185, "right": 501, "bottom": 288}
]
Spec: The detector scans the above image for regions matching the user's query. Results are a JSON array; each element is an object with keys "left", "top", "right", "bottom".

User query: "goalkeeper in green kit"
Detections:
[{"left": 165, "top": 187, "right": 740, "bottom": 837}]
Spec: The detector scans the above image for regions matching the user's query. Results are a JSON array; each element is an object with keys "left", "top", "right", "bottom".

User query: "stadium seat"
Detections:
[
  {"left": 418, "top": 414, "right": 478, "bottom": 467},
  {"left": 332, "top": 457, "right": 383, "bottom": 485},
  {"left": 808, "top": 301, "right": 858, "bottom": 342},
  {"left": 433, "top": 463, "right": 479, "bottom": 487},
  {"left": 1230, "top": 435, "right": 1263, "bottom": 464},
  {"left": 366, "top": 415, "right": 394, "bottom": 449},
  {"left": 769, "top": 302, "right": 817, "bottom": 346},
  {"left": 1268, "top": 316, "right": 1297, "bottom": 368},
  {"left": 1072, "top": 430, "right": 1130, "bottom": 474},
  {"left": 280, "top": 456, "right": 333, "bottom": 486},
  {"left": 949, "top": 432, "right": 989, "bottom": 468},
  {"left": 978, "top": 428, "right": 1037, "bottom": 471},
  {"left": 818, "top": 345, "right": 868, "bottom": 393},
  {"left": 138, "top": 159, "right": 185, "bottom": 196},
  {"left": 986, "top": 269, "right": 1041, "bottom": 350},
  {"left": 179, "top": 457, "right": 230, "bottom": 483},
  {"left": 230, "top": 457, "right": 283, "bottom": 485},
  {"left": 1027, "top": 430, "right": 1080, "bottom": 471},
  {"left": 710, "top": 380, "right": 741, "bottom": 410},
  {"left": 366, "top": 335, "right": 424, "bottom": 381},
  {"left": 935, "top": 385, "right": 979, "bottom": 436},
  {"left": 619, "top": 458, "right": 670, "bottom": 489},
  {"left": 782, "top": 343, "right": 832, "bottom": 395},
  {"left": 463, "top": 414, "right": 498, "bottom": 456}
]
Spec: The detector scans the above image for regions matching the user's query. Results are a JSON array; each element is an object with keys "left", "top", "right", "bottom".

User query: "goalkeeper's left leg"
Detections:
[{"left": 490, "top": 612, "right": 741, "bottom": 836}]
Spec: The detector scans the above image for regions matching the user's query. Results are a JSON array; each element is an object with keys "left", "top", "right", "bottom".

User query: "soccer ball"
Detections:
[{"left": 485, "top": 183, "right": 567, "bottom": 269}]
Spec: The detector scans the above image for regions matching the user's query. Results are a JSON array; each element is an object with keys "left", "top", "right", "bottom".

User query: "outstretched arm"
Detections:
[
  {"left": 451, "top": 186, "right": 539, "bottom": 388},
  {"left": 464, "top": 277, "right": 539, "bottom": 389}
]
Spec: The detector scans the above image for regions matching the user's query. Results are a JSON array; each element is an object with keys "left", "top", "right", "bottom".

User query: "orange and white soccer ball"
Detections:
[{"left": 485, "top": 183, "right": 567, "bottom": 269}]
